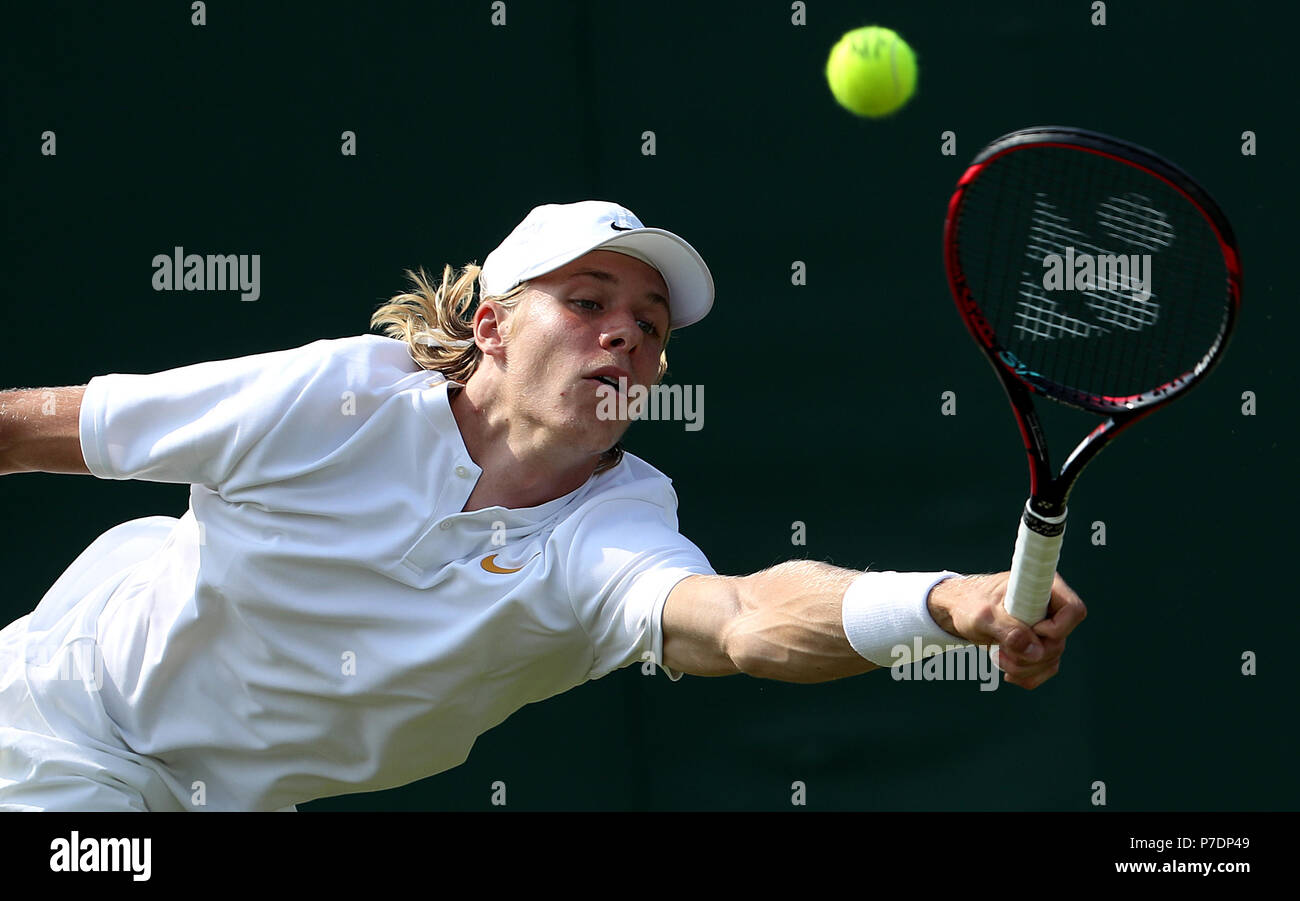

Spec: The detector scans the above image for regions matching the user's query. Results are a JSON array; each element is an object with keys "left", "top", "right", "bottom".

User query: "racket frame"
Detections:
[{"left": 943, "top": 126, "right": 1242, "bottom": 618}]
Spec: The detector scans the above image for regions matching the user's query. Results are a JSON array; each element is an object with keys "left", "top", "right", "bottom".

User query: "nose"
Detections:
[{"left": 599, "top": 308, "right": 643, "bottom": 353}]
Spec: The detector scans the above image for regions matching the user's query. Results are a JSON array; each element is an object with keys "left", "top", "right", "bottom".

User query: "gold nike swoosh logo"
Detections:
[{"left": 480, "top": 554, "right": 536, "bottom": 574}]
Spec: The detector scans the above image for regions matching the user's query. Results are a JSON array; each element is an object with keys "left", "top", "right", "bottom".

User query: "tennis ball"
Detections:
[{"left": 825, "top": 25, "right": 917, "bottom": 118}]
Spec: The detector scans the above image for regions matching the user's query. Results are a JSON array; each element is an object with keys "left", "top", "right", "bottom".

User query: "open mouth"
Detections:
[{"left": 592, "top": 375, "right": 620, "bottom": 390}]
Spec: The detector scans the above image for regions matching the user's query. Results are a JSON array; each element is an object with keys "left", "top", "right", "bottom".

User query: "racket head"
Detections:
[{"left": 944, "top": 126, "right": 1242, "bottom": 418}]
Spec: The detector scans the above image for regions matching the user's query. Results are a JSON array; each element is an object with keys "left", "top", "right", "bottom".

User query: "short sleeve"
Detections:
[
  {"left": 79, "top": 336, "right": 419, "bottom": 490},
  {"left": 561, "top": 493, "right": 715, "bottom": 682}
]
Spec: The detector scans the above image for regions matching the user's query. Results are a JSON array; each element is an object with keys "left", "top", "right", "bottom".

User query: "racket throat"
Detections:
[
  {"left": 1022, "top": 497, "right": 1067, "bottom": 539},
  {"left": 1027, "top": 496, "right": 1068, "bottom": 523}
]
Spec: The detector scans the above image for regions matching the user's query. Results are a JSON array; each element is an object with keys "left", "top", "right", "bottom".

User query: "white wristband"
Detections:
[{"left": 842, "top": 570, "right": 966, "bottom": 667}]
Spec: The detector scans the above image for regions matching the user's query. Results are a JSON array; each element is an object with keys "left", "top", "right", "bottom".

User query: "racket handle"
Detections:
[{"left": 1004, "top": 502, "right": 1067, "bottom": 625}]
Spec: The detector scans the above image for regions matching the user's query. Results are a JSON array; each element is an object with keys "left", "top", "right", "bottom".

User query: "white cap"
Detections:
[{"left": 479, "top": 201, "right": 715, "bottom": 329}]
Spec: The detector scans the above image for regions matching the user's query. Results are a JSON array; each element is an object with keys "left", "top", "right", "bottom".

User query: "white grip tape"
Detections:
[{"left": 1003, "top": 504, "right": 1066, "bottom": 625}]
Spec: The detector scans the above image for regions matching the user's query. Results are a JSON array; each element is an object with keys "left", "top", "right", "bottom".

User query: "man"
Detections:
[{"left": 0, "top": 201, "right": 1085, "bottom": 811}]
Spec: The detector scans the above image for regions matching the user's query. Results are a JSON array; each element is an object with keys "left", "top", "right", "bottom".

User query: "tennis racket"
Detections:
[{"left": 943, "top": 126, "right": 1242, "bottom": 624}]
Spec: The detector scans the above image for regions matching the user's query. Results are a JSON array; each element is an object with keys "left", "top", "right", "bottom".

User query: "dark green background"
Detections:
[{"left": 3, "top": 1, "right": 1294, "bottom": 811}]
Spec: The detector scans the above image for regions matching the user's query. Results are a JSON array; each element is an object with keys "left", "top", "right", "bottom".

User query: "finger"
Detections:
[
  {"left": 989, "top": 613, "right": 1046, "bottom": 663},
  {"left": 1001, "top": 635, "right": 1065, "bottom": 670},
  {"left": 995, "top": 645, "right": 1060, "bottom": 683},
  {"left": 993, "top": 645, "right": 1054, "bottom": 678},
  {"left": 1005, "top": 659, "right": 1060, "bottom": 690},
  {"left": 1033, "top": 575, "right": 1087, "bottom": 641}
]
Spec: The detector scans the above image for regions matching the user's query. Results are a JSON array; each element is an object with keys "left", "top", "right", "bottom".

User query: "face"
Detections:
[{"left": 485, "top": 249, "right": 671, "bottom": 455}]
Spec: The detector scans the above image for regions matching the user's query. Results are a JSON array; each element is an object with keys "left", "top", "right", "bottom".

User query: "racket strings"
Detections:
[{"left": 956, "top": 146, "right": 1231, "bottom": 402}]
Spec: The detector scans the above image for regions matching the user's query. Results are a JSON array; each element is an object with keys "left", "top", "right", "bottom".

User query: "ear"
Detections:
[{"left": 472, "top": 299, "right": 509, "bottom": 359}]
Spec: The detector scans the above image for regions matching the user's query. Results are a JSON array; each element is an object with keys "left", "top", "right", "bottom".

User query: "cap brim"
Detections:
[{"left": 596, "top": 229, "right": 715, "bottom": 329}]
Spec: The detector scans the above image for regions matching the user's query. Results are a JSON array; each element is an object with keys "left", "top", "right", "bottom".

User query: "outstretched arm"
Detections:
[
  {"left": 662, "top": 561, "right": 1085, "bottom": 689},
  {"left": 0, "top": 386, "right": 89, "bottom": 476}
]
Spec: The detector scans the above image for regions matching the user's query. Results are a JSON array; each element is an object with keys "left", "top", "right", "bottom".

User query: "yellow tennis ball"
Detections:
[{"left": 826, "top": 25, "right": 917, "bottom": 118}]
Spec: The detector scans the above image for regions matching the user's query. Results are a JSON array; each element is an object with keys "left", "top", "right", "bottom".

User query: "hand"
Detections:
[{"left": 927, "top": 572, "right": 1086, "bottom": 690}]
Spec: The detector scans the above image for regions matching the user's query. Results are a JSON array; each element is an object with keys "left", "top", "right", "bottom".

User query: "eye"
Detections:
[
  {"left": 572, "top": 298, "right": 600, "bottom": 311},
  {"left": 638, "top": 319, "right": 661, "bottom": 338}
]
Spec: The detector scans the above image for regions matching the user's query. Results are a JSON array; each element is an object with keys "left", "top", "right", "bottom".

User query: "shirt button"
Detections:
[
  {"left": 454, "top": 465, "right": 469, "bottom": 478},
  {"left": 439, "top": 521, "right": 453, "bottom": 531}
]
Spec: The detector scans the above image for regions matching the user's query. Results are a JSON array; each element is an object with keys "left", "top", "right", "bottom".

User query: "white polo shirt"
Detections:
[{"left": 18, "top": 335, "right": 713, "bottom": 811}]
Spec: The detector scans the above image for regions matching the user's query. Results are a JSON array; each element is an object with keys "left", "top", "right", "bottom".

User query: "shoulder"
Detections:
[
  {"left": 293, "top": 334, "right": 422, "bottom": 376},
  {"left": 548, "top": 451, "right": 713, "bottom": 680},
  {"left": 231, "top": 335, "right": 430, "bottom": 405},
  {"left": 576, "top": 451, "right": 683, "bottom": 521},
  {"left": 546, "top": 452, "right": 694, "bottom": 559}
]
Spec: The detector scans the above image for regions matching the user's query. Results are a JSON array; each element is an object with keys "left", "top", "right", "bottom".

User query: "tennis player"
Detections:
[{"left": 0, "top": 201, "right": 1085, "bottom": 811}]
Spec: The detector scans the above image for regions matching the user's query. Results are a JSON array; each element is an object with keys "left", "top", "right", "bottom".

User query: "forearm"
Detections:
[
  {"left": 0, "top": 386, "right": 90, "bottom": 475},
  {"left": 666, "top": 562, "right": 1080, "bottom": 689},
  {"left": 728, "top": 560, "right": 880, "bottom": 684},
  {"left": 726, "top": 561, "right": 977, "bottom": 684}
]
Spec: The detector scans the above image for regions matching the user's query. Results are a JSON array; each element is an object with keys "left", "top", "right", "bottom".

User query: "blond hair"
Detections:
[{"left": 371, "top": 264, "right": 671, "bottom": 475}]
